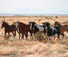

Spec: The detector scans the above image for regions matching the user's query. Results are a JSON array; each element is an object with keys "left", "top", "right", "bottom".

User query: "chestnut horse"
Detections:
[
  {"left": 16, "top": 22, "right": 33, "bottom": 40},
  {"left": 54, "top": 21, "right": 68, "bottom": 38},
  {"left": 1, "top": 21, "right": 16, "bottom": 39}
]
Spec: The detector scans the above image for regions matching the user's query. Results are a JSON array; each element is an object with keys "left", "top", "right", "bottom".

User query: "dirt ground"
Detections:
[{"left": 0, "top": 16, "right": 68, "bottom": 57}]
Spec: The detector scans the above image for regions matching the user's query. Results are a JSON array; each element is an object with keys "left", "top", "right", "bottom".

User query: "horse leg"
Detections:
[
  {"left": 4, "top": 32, "right": 6, "bottom": 37},
  {"left": 57, "top": 34, "right": 60, "bottom": 42},
  {"left": 48, "top": 36, "right": 51, "bottom": 43},
  {"left": 32, "top": 33, "right": 35, "bottom": 40},
  {"left": 25, "top": 32, "right": 28, "bottom": 40},
  {"left": 30, "top": 33, "right": 32, "bottom": 40},
  {"left": 62, "top": 34, "right": 64, "bottom": 39},
  {"left": 61, "top": 33, "right": 64, "bottom": 39},
  {"left": 14, "top": 31, "right": 16, "bottom": 39},
  {"left": 12, "top": 32, "right": 15, "bottom": 39},
  {"left": 13, "top": 31, "right": 16, "bottom": 39},
  {"left": 45, "top": 32, "right": 48, "bottom": 39},
  {"left": 8, "top": 32, "right": 10, "bottom": 38},
  {"left": 22, "top": 32, "right": 24, "bottom": 40},
  {"left": 19, "top": 32, "right": 20, "bottom": 40}
]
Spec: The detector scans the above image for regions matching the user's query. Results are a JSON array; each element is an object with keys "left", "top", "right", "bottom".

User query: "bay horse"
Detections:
[
  {"left": 16, "top": 22, "right": 33, "bottom": 40},
  {"left": 1, "top": 21, "right": 16, "bottom": 39},
  {"left": 30, "top": 22, "right": 45, "bottom": 40},
  {"left": 54, "top": 21, "right": 68, "bottom": 38}
]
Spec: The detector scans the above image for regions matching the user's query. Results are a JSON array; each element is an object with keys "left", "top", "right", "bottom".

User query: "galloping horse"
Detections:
[
  {"left": 45, "top": 22, "right": 62, "bottom": 42},
  {"left": 16, "top": 22, "right": 33, "bottom": 40},
  {"left": 30, "top": 22, "right": 45, "bottom": 40},
  {"left": 54, "top": 21, "right": 68, "bottom": 38},
  {"left": 1, "top": 20, "right": 16, "bottom": 39}
]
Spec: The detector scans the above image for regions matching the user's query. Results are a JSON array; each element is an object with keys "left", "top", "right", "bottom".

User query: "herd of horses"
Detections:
[{"left": 1, "top": 20, "right": 68, "bottom": 42}]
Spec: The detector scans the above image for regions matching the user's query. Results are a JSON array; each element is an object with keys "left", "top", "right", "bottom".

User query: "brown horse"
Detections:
[
  {"left": 1, "top": 21, "right": 16, "bottom": 39},
  {"left": 16, "top": 22, "right": 33, "bottom": 40},
  {"left": 54, "top": 21, "right": 68, "bottom": 38}
]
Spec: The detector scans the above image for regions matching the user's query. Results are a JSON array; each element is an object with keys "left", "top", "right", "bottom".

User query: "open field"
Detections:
[{"left": 0, "top": 16, "right": 68, "bottom": 57}]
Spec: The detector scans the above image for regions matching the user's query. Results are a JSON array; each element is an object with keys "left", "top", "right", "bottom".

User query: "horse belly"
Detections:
[{"left": 39, "top": 27, "right": 44, "bottom": 31}]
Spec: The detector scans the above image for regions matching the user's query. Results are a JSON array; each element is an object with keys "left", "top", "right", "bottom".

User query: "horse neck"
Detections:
[
  {"left": 46, "top": 25, "right": 51, "bottom": 31},
  {"left": 4, "top": 23, "right": 9, "bottom": 29},
  {"left": 56, "top": 23, "right": 61, "bottom": 27},
  {"left": 47, "top": 26, "right": 50, "bottom": 29},
  {"left": 26, "top": 24, "right": 30, "bottom": 29},
  {"left": 19, "top": 23, "right": 26, "bottom": 29}
]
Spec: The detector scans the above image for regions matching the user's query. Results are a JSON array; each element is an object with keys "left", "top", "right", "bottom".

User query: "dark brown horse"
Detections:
[
  {"left": 1, "top": 21, "right": 16, "bottom": 39},
  {"left": 16, "top": 22, "right": 33, "bottom": 40},
  {"left": 54, "top": 21, "right": 68, "bottom": 38}
]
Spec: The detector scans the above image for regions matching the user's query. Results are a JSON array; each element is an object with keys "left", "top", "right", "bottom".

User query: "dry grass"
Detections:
[
  {"left": 0, "top": 46, "right": 18, "bottom": 55},
  {"left": 0, "top": 16, "right": 68, "bottom": 57}
]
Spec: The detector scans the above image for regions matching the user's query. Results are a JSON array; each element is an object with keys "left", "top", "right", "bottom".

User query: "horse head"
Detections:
[
  {"left": 42, "top": 22, "right": 47, "bottom": 25},
  {"left": 16, "top": 22, "right": 20, "bottom": 29},
  {"left": 54, "top": 21, "right": 61, "bottom": 26},
  {"left": 30, "top": 22, "right": 36, "bottom": 29},
  {"left": 1, "top": 20, "right": 6, "bottom": 28},
  {"left": 54, "top": 21, "right": 57, "bottom": 25},
  {"left": 46, "top": 22, "right": 50, "bottom": 27}
]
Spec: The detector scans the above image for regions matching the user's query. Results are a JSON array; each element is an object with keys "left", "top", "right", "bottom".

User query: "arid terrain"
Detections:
[{"left": 0, "top": 16, "right": 68, "bottom": 57}]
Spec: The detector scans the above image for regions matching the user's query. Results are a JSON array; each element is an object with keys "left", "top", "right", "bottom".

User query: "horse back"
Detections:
[{"left": 9, "top": 25, "right": 16, "bottom": 31}]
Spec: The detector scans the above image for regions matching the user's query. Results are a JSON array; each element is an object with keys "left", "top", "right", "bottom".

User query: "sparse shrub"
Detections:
[
  {"left": 34, "top": 31, "right": 45, "bottom": 41},
  {"left": 38, "top": 19, "right": 41, "bottom": 21},
  {"left": 45, "top": 17, "right": 48, "bottom": 19},
  {"left": 64, "top": 47, "right": 68, "bottom": 50},
  {"left": 62, "top": 21, "right": 68, "bottom": 25},
  {"left": 55, "top": 16, "right": 58, "bottom": 18},
  {"left": 60, "top": 38, "right": 68, "bottom": 45},
  {"left": 35, "top": 16, "right": 37, "bottom": 17}
]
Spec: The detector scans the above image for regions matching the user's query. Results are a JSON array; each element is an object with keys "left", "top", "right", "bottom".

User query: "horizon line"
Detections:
[{"left": 0, "top": 13, "right": 68, "bottom": 16}]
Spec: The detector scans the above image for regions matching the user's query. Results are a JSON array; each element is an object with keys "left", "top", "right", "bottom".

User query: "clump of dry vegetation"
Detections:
[
  {"left": 34, "top": 31, "right": 45, "bottom": 41},
  {"left": 0, "top": 46, "right": 18, "bottom": 55},
  {"left": 55, "top": 16, "right": 58, "bottom": 18},
  {"left": 45, "top": 17, "right": 49, "bottom": 19},
  {"left": 62, "top": 21, "right": 68, "bottom": 25}
]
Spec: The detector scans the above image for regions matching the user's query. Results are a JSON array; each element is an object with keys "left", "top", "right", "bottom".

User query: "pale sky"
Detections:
[{"left": 0, "top": 0, "right": 68, "bottom": 14}]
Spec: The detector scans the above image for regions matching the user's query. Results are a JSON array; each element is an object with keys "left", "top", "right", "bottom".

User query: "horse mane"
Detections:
[
  {"left": 55, "top": 21, "right": 61, "bottom": 26},
  {"left": 4, "top": 22, "right": 9, "bottom": 26},
  {"left": 33, "top": 22, "right": 37, "bottom": 25},
  {"left": 19, "top": 22, "right": 26, "bottom": 25},
  {"left": 42, "top": 22, "right": 47, "bottom": 25}
]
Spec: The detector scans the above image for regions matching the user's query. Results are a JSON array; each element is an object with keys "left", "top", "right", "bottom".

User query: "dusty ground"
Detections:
[{"left": 0, "top": 16, "right": 68, "bottom": 57}]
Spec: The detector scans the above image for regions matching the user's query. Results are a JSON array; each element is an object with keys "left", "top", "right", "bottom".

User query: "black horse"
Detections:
[{"left": 45, "top": 22, "right": 62, "bottom": 42}]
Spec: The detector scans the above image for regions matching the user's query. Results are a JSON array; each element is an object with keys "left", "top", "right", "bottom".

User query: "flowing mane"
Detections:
[
  {"left": 4, "top": 22, "right": 9, "bottom": 27},
  {"left": 55, "top": 21, "right": 62, "bottom": 26}
]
